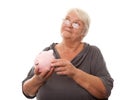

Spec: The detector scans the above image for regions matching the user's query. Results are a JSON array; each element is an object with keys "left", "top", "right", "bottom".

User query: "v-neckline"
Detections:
[{"left": 52, "top": 43, "right": 88, "bottom": 62}]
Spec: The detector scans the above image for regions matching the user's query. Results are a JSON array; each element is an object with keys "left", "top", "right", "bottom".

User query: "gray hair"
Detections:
[{"left": 67, "top": 8, "right": 90, "bottom": 36}]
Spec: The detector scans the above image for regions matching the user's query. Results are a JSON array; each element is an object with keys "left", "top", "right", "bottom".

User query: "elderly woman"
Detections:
[{"left": 22, "top": 8, "right": 113, "bottom": 100}]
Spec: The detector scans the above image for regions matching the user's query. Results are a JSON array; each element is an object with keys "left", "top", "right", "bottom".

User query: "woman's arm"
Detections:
[
  {"left": 22, "top": 74, "right": 44, "bottom": 97},
  {"left": 72, "top": 68, "right": 108, "bottom": 99},
  {"left": 22, "top": 67, "right": 54, "bottom": 97},
  {"left": 51, "top": 59, "right": 110, "bottom": 99}
]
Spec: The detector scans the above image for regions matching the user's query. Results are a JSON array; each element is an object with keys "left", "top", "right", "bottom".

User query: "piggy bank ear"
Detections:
[
  {"left": 48, "top": 50, "right": 55, "bottom": 58},
  {"left": 48, "top": 49, "right": 53, "bottom": 53}
]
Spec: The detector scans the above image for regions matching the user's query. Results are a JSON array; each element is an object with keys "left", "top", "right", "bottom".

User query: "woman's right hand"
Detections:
[
  {"left": 34, "top": 66, "right": 54, "bottom": 86},
  {"left": 22, "top": 66, "right": 54, "bottom": 97}
]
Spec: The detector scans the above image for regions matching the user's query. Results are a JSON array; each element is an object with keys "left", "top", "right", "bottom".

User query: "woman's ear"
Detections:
[{"left": 80, "top": 29, "right": 86, "bottom": 39}]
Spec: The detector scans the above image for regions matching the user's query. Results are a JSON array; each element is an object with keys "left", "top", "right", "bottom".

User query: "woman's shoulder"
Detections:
[
  {"left": 84, "top": 42, "right": 101, "bottom": 53},
  {"left": 43, "top": 43, "right": 58, "bottom": 51}
]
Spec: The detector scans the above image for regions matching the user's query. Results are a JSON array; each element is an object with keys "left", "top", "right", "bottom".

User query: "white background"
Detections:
[{"left": 0, "top": 0, "right": 119, "bottom": 100}]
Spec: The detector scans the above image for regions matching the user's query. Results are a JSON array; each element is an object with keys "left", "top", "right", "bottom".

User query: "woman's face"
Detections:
[{"left": 61, "top": 11, "right": 85, "bottom": 41}]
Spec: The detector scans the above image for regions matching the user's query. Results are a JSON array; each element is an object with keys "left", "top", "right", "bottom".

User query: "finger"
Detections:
[
  {"left": 37, "top": 70, "right": 49, "bottom": 82},
  {"left": 39, "top": 67, "right": 54, "bottom": 78},
  {"left": 51, "top": 59, "right": 64, "bottom": 63},
  {"left": 54, "top": 67, "right": 66, "bottom": 72},
  {"left": 38, "top": 67, "right": 54, "bottom": 82},
  {"left": 34, "top": 66, "right": 40, "bottom": 75},
  {"left": 56, "top": 71, "right": 66, "bottom": 75},
  {"left": 40, "top": 70, "right": 50, "bottom": 78},
  {"left": 51, "top": 59, "right": 58, "bottom": 63},
  {"left": 44, "top": 67, "right": 54, "bottom": 79},
  {"left": 51, "top": 59, "right": 66, "bottom": 67}
]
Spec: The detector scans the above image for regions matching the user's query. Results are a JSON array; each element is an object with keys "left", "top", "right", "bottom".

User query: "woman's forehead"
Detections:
[{"left": 65, "top": 11, "right": 80, "bottom": 20}]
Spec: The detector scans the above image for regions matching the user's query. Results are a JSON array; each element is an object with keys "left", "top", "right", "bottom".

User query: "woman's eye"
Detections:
[
  {"left": 64, "top": 19, "right": 70, "bottom": 25},
  {"left": 72, "top": 23, "right": 80, "bottom": 29}
]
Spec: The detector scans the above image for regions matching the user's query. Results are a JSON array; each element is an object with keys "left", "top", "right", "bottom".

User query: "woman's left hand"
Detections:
[{"left": 51, "top": 59, "right": 77, "bottom": 78}]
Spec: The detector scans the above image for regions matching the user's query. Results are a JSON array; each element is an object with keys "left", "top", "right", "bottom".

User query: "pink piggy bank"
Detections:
[{"left": 34, "top": 50, "right": 55, "bottom": 72}]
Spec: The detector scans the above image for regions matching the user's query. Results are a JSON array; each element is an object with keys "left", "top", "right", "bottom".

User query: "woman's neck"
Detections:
[{"left": 60, "top": 40, "right": 83, "bottom": 52}]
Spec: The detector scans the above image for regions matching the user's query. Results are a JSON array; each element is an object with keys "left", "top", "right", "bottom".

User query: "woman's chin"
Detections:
[{"left": 61, "top": 32, "right": 71, "bottom": 38}]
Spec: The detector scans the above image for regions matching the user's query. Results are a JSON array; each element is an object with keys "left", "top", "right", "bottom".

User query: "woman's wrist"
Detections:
[
  {"left": 23, "top": 75, "right": 44, "bottom": 97},
  {"left": 33, "top": 74, "right": 47, "bottom": 87}
]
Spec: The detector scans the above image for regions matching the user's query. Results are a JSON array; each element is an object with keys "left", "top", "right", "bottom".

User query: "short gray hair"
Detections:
[{"left": 67, "top": 8, "right": 90, "bottom": 36}]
